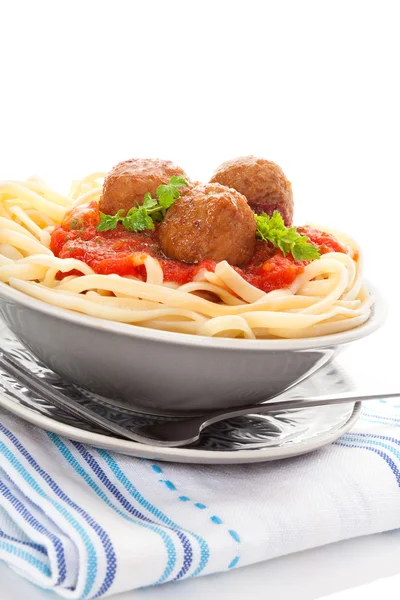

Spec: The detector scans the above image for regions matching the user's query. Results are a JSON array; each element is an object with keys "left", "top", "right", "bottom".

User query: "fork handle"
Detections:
[{"left": 203, "top": 392, "right": 400, "bottom": 426}]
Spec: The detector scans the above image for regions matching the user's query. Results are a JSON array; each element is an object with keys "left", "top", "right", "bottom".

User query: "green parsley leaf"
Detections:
[
  {"left": 169, "top": 175, "right": 188, "bottom": 187},
  {"left": 281, "top": 227, "right": 300, "bottom": 244},
  {"left": 291, "top": 236, "right": 321, "bottom": 261},
  {"left": 97, "top": 209, "right": 124, "bottom": 232},
  {"left": 122, "top": 206, "right": 155, "bottom": 232},
  {"left": 255, "top": 211, "right": 320, "bottom": 261},
  {"left": 157, "top": 184, "right": 178, "bottom": 198},
  {"left": 143, "top": 193, "right": 158, "bottom": 210},
  {"left": 156, "top": 176, "right": 188, "bottom": 209},
  {"left": 157, "top": 189, "right": 176, "bottom": 209}
]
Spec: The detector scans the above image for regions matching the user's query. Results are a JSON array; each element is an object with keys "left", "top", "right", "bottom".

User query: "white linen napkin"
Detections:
[{"left": 1, "top": 399, "right": 400, "bottom": 598}]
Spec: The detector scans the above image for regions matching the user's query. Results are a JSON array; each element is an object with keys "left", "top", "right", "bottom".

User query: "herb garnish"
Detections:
[
  {"left": 97, "top": 209, "right": 124, "bottom": 232},
  {"left": 255, "top": 211, "right": 320, "bottom": 261},
  {"left": 97, "top": 176, "right": 188, "bottom": 233}
]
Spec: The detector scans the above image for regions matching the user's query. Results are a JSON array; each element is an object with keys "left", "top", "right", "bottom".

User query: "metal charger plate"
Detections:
[{"left": 0, "top": 320, "right": 360, "bottom": 464}]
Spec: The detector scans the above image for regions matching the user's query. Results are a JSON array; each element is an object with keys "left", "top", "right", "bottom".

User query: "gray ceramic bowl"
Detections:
[{"left": 0, "top": 282, "right": 385, "bottom": 415}]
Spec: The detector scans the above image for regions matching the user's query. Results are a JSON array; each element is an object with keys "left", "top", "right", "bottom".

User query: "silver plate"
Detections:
[{"left": 0, "top": 320, "right": 360, "bottom": 464}]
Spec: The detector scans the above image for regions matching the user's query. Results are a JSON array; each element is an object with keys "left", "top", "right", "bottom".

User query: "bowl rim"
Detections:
[{"left": 0, "top": 280, "right": 386, "bottom": 351}]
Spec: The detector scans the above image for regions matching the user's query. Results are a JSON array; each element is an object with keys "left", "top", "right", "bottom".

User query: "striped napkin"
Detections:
[{"left": 1, "top": 399, "right": 400, "bottom": 598}]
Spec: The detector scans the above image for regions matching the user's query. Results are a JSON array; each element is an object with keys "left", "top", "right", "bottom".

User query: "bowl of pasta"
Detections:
[{"left": 0, "top": 157, "right": 385, "bottom": 414}]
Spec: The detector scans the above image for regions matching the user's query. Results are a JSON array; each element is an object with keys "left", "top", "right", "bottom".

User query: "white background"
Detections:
[{"left": 1, "top": 1, "right": 399, "bottom": 598}]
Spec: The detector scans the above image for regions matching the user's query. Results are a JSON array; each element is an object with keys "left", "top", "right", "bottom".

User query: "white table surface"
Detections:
[{"left": 1, "top": 530, "right": 400, "bottom": 600}]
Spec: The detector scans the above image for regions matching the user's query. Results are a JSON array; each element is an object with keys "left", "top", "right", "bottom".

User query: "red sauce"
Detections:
[
  {"left": 236, "top": 242, "right": 304, "bottom": 293},
  {"left": 297, "top": 226, "right": 348, "bottom": 255},
  {"left": 50, "top": 202, "right": 348, "bottom": 292},
  {"left": 51, "top": 202, "right": 215, "bottom": 284}
]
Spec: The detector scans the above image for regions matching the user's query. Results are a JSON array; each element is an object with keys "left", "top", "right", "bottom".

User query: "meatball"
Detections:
[
  {"left": 210, "top": 155, "right": 293, "bottom": 226},
  {"left": 158, "top": 183, "right": 256, "bottom": 266},
  {"left": 99, "top": 158, "right": 188, "bottom": 215}
]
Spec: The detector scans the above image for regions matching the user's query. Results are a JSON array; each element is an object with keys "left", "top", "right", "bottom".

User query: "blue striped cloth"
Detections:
[{"left": 1, "top": 399, "right": 400, "bottom": 598}]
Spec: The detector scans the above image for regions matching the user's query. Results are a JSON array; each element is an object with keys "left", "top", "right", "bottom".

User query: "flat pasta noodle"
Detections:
[{"left": 0, "top": 177, "right": 372, "bottom": 339}]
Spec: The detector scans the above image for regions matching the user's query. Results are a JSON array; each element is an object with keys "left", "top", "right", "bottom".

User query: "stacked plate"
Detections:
[{"left": 0, "top": 319, "right": 360, "bottom": 464}]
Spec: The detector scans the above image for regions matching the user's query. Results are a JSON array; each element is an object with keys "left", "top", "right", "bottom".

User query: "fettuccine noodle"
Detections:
[{"left": 0, "top": 174, "right": 372, "bottom": 339}]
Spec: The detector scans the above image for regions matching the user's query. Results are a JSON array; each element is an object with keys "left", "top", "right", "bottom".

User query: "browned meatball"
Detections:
[
  {"left": 158, "top": 183, "right": 256, "bottom": 266},
  {"left": 99, "top": 158, "right": 188, "bottom": 215},
  {"left": 210, "top": 155, "right": 293, "bottom": 226}
]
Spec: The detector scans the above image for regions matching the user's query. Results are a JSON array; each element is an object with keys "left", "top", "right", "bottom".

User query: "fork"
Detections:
[
  {"left": 1, "top": 350, "right": 399, "bottom": 448},
  {"left": 0, "top": 350, "right": 160, "bottom": 445},
  {"left": 132, "top": 391, "right": 400, "bottom": 446}
]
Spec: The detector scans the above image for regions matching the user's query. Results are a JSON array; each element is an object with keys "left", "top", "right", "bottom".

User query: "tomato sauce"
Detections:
[
  {"left": 51, "top": 202, "right": 215, "bottom": 284},
  {"left": 235, "top": 242, "right": 305, "bottom": 293},
  {"left": 297, "top": 226, "right": 348, "bottom": 255},
  {"left": 50, "top": 202, "right": 348, "bottom": 293}
]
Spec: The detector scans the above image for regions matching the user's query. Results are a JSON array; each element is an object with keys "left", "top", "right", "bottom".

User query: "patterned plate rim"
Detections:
[{"left": 0, "top": 391, "right": 361, "bottom": 464}]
